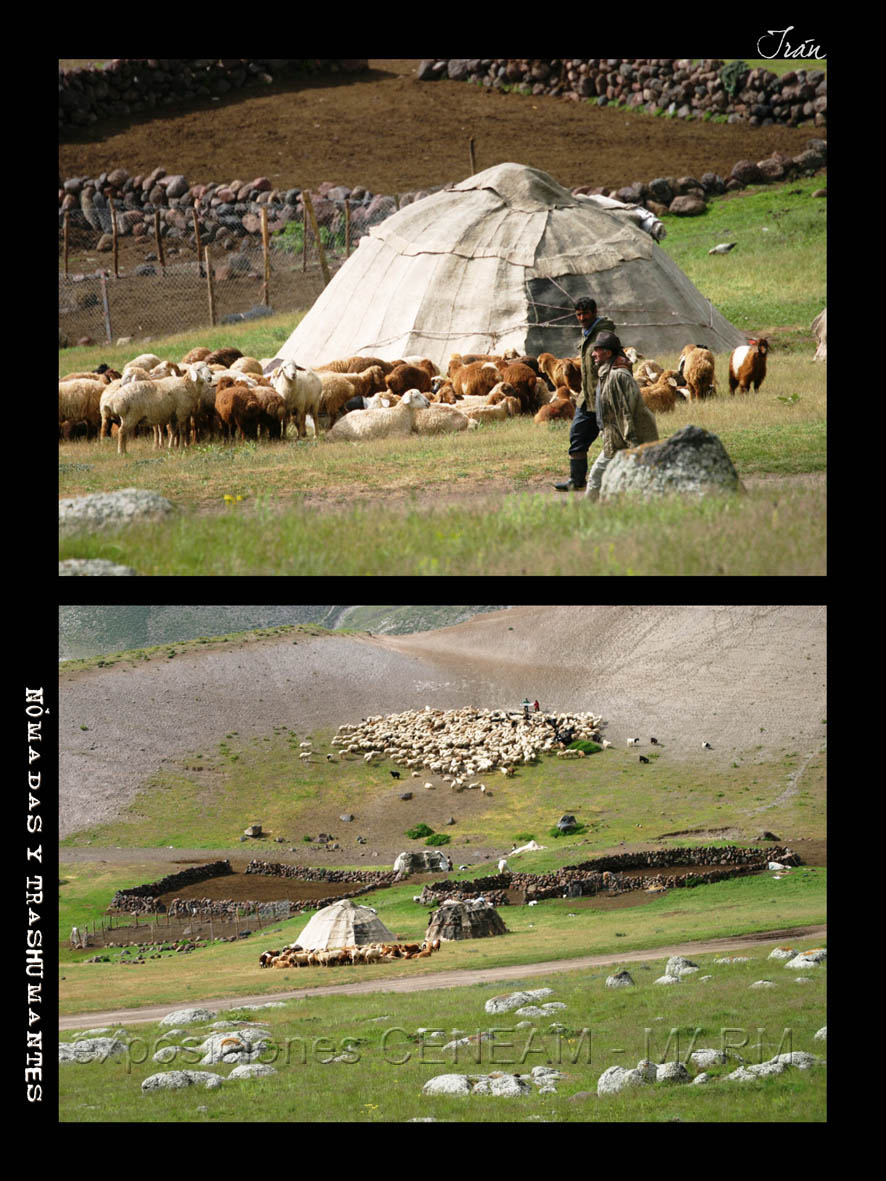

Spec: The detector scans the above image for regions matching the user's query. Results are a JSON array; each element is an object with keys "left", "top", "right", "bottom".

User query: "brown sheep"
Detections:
[
  {"left": 318, "top": 374, "right": 358, "bottom": 426},
  {"left": 534, "top": 387, "right": 575, "bottom": 423},
  {"left": 252, "top": 385, "right": 287, "bottom": 439},
  {"left": 447, "top": 352, "right": 500, "bottom": 378},
  {"left": 640, "top": 371, "right": 681, "bottom": 414},
  {"left": 206, "top": 346, "right": 244, "bottom": 368},
  {"left": 498, "top": 362, "right": 542, "bottom": 414},
  {"left": 450, "top": 360, "right": 501, "bottom": 399},
  {"left": 432, "top": 381, "right": 459, "bottom": 403},
  {"left": 679, "top": 345, "right": 716, "bottom": 400},
  {"left": 486, "top": 380, "right": 518, "bottom": 405},
  {"left": 729, "top": 338, "right": 769, "bottom": 394},
  {"left": 385, "top": 363, "right": 433, "bottom": 396},
  {"left": 181, "top": 346, "right": 213, "bottom": 364},
  {"left": 538, "top": 352, "right": 582, "bottom": 393},
  {"left": 215, "top": 380, "right": 262, "bottom": 440},
  {"left": 342, "top": 365, "right": 387, "bottom": 398}
]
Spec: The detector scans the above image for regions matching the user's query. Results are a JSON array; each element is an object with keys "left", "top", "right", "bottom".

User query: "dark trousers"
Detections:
[{"left": 568, "top": 401, "right": 600, "bottom": 458}]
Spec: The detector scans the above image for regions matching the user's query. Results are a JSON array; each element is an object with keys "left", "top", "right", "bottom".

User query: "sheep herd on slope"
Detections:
[{"left": 59, "top": 339, "right": 769, "bottom": 455}]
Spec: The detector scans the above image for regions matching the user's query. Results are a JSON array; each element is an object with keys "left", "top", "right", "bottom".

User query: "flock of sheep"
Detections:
[
  {"left": 330, "top": 705, "right": 604, "bottom": 783},
  {"left": 258, "top": 938, "right": 441, "bottom": 968},
  {"left": 58, "top": 337, "right": 769, "bottom": 455}
]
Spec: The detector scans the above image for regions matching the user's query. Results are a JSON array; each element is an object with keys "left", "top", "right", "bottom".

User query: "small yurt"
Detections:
[
  {"left": 279, "top": 161, "right": 746, "bottom": 372},
  {"left": 294, "top": 898, "right": 396, "bottom": 950},
  {"left": 425, "top": 897, "right": 510, "bottom": 942}
]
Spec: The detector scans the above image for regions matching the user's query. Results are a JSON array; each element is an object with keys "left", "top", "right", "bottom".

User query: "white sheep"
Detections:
[
  {"left": 100, "top": 362, "right": 213, "bottom": 454},
  {"left": 270, "top": 360, "right": 323, "bottom": 438},
  {"left": 497, "top": 858, "right": 509, "bottom": 874},
  {"left": 408, "top": 400, "right": 471, "bottom": 434},
  {"left": 59, "top": 378, "right": 107, "bottom": 438},
  {"left": 326, "top": 389, "right": 431, "bottom": 442}
]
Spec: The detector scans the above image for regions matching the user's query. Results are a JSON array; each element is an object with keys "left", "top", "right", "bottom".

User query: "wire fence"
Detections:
[{"left": 58, "top": 193, "right": 403, "bottom": 346}]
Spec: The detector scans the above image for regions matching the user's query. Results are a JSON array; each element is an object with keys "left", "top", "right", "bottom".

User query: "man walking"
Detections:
[
  {"left": 583, "top": 330, "right": 658, "bottom": 501},
  {"left": 554, "top": 297, "right": 616, "bottom": 491}
]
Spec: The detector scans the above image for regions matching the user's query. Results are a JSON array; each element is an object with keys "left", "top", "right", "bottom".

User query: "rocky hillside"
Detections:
[{"left": 58, "top": 605, "right": 513, "bottom": 660}]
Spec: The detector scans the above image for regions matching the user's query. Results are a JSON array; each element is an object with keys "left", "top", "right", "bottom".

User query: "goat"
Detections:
[{"left": 729, "top": 338, "right": 769, "bottom": 394}]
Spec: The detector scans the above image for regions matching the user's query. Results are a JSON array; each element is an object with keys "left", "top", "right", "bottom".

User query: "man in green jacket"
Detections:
[
  {"left": 554, "top": 297, "right": 617, "bottom": 491},
  {"left": 584, "top": 330, "right": 659, "bottom": 501}
]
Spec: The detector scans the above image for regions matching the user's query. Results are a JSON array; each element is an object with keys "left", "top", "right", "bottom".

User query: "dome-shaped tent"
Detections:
[
  {"left": 425, "top": 897, "right": 510, "bottom": 942},
  {"left": 279, "top": 162, "right": 745, "bottom": 372},
  {"left": 294, "top": 898, "right": 396, "bottom": 950}
]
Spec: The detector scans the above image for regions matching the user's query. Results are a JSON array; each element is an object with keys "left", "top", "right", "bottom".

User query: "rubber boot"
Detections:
[{"left": 554, "top": 455, "right": 588, "bottom": 491}]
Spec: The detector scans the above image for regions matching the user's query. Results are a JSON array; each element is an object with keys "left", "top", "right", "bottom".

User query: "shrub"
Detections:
[
  {"left": 568, "top": 739, "right": 602, "bottom": 754},
  {"left": 405, "top": 823, "right": 435, "bottom": 839},
  {"left": 425, "top": 833, "right": 451, "bottom": 846}
]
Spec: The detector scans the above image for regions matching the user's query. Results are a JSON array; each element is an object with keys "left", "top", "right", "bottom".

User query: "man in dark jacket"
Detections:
[{"left": 553, "top": 297, "right": 616, "bottom": 491}]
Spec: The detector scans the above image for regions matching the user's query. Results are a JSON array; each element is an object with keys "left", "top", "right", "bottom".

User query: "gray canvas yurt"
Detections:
[
  {"left": 280, "top": 162, "right": 745, "bottom": 372},
  {"left": 294, "top": 898, "right": 395, "bottom": 950},
  {"left": 425, "top": 898, "right": 510, "bottom": 942}
]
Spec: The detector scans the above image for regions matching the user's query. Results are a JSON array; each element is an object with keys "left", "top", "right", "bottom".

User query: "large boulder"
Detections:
[
  {"left": 393, "top": 849, "right": 451, "bottom": 876},
  {"left": 600, "top": 426, "right": 744, "bottom": 501}
]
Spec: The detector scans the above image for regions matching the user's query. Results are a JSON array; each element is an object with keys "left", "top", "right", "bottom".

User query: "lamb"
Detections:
[
  {"left": 498, "top": 858, "right": 509, "bottom": 874},
  {"left": 326, "top": 389, "right": 431, "bottom": 441},
  {"left": 270, "top": 360, "right": 323, "bottom": 438},
  {"left": 633, "top": 359, "right": 665, "bottom": 386},
  {"left": 230, "top": 356, "right": 265, "bottom": 377},
  {"left": 206, "top": 347, "right": 244, "bottom": 368},
  {"left": 100, "top": 362, "right": 213, "bottom": 454},
  {"left": 679, "top": 345, "right": 717, "bottom": 400},
  {"left": 385, "top": 363, "right": 433, "bottom": 396},
  {"left": 729, "top": 338, "right": 769, "bottom": 394}
]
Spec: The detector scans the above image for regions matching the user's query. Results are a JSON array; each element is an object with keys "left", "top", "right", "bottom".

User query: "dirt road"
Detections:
[{"left": 59, "top": 924, "right": 826, "bottom": 1031}]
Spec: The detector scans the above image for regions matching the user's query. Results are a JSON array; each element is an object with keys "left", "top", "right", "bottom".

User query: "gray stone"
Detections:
[
  {"left": 669, "top": 193, "right": 707, "bottom": 216},
  {"left": 600, "top": 426, "right": 743, "bottom": 501},
  {"left": 141, "top": 1070, "right": 223, "bottom": 1091},
  {"left": 59, "top": 1037, "right": 127, "bottom": 1064},
  {"left": 59, "top": 559, "right": 140, "bottom": 576},
  {"left": 421, "top": 1073, "right": 473, "bottom": 1096},
  {"left": 597, "top": 1065, "right": 648, "bottom": 1095},
  {"left": 606, "top": 970, "right": 635, "bottom": 988},
  {"left": 159, "top": 1008, "right": 217, "bottom": 1026},
  {"left": 484, "top": 988, "right": 553, "bottom": 1014},
  {"left": 59, "top": 488, "right": 176, "bottom": 536},
  {"left": 227, "top": 1064, "right": 277, "bottom": 1080},
  {"left": 656, "top": 1061, "right": 691, "bottom": 1083}
]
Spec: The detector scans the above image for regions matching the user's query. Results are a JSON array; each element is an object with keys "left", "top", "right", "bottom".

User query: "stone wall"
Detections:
[
  {"left": 417, "top": 59, "right": 826, "bottom": 128},
  {"left": 108, "top": 860, "right": 233, "bottom": 913},
  {"left": 59, "top": 59, "right": 368, "bottom": 133},
  {"left": 419, "top": 845, "right": 800, "bottom": 906}
]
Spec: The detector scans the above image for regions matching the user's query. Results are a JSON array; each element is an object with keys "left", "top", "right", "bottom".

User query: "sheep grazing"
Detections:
[
  {"left": 729, "top": 338, "right": 769, "bottom": 394},
  {"left": 99, "top": 362, "right": 213, "bottom": 454},
  {"left": 326, "top": 389, "right": 431, "bottom": 442},
  {"left": 271, "top": 360, "right": 323, "bottom": 438},
  {"left": 215, "top": 379, "right": 262, "bottom": 441},
  {"left": 251, "top": 385, "right": 287, "bottom": 440},
  {"left": 385, "top": 363, "right": 433, "bottom": 397},
  {"left": 679, "top": 345, "right": 717, "bottom": 400}
]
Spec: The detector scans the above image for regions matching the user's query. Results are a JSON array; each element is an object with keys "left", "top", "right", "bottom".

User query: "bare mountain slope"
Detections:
[{"left": 59, "top": 605, "right": 825, "bottom": 839}]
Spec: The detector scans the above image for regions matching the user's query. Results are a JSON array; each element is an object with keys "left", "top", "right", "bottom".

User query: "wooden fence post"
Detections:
[
  {"left": 99, "top": 270, "right": 112, "bottom": 344},
  {"left": 344, "top": 198, "right": 351, "bottom": 258},
  {"left": 63, "top": 210, "right": 70, "bottom": 277},
  {"left": 205, "top": 246, "right": 216, "bottom": 326},
  {"left": 154, "top": 210, "right": 166, "bottom": 274},
  {"left": 469, "top": 136, "right": 476, "bottom": 175},
  {"left": 302, "top": 190, "right": 330, "bottom": 286},
  {"left": 261, "top": 206, "right": 270, "bottom": 306},
  {"left": 193, "top": 205, "right": 204, "bottom": 277},
  {"left": 109, "top": 196, "right": 119, "bottom": 278}
]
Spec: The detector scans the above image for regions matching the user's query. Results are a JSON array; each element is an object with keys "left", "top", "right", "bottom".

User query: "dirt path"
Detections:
[{"left": 59, "top": 924, "right": 826, "bottom": 1030}]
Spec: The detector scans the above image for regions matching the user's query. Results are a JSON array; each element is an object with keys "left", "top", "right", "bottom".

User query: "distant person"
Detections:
[
  {"left": 554, "top": 296, "right": 617, "bottom": 492},
  {"left": 533, "top": 699, "right": 540, "bottom": 712}
]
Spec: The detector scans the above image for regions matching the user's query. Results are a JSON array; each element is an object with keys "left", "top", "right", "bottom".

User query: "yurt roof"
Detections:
[
  {"left": 294, "top": 897, "right": 395, "bottom": 950},
  {"left": 279, "top": 162, "right": 745, "bottom": 371}
]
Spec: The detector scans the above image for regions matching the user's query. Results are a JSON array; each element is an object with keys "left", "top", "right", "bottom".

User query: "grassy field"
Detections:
[
  {"left": 59, "top": 942, "right": 827, "bottom": 1122},
  {"left": 58, "top": 177, "right": 826, "bottom": 575}
]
